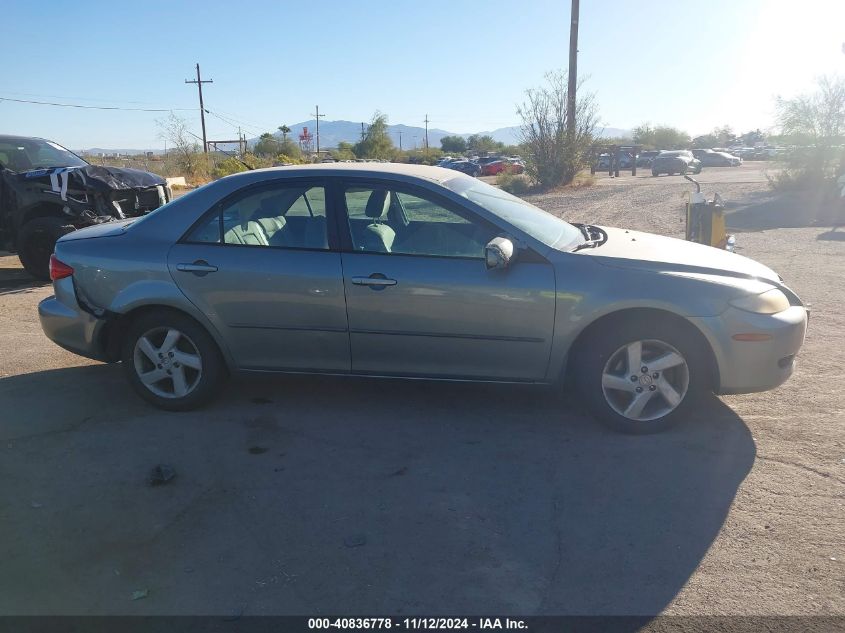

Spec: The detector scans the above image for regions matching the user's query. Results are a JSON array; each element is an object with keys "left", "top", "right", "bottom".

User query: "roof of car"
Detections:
[
  {"left": 0, "top": 135, "right": 47, "bottom": 144},
  {"left": 243, "top": 162, "right": 463, "bottom": 184}
]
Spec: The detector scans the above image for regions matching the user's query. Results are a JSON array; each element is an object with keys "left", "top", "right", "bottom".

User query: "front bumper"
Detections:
[
  {"left": 38, "top": 277, "right": 108, "bottom": 361},
  {"left": 690, "top": 305, "right": 808, "bottom": 395}
]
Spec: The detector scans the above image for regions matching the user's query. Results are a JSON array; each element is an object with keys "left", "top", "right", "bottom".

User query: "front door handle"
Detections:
[
  {"left": 352, "top": 274, "right": 397, "bottom": 288},
  {"left": 176, "top": 260, "right": 218, "bottom": 276}
]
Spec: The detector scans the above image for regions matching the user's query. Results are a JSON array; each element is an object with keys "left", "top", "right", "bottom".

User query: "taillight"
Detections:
[{"left": 49, "top": 255, "right": 74, "bottom": 281}]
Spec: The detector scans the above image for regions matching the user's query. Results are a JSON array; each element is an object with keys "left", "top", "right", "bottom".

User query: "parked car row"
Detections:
[
  {"left": 437, "top": 155, "right": 525, "bottom": 178},
  {"left": 691, "top": 149, "right": 742, "bottom": 167},
  {"left": 651, "top": 150, "right": 703, "bottom": 176},
  {"left": 597, "top": 148, "right": 745, "bottom": 175}
]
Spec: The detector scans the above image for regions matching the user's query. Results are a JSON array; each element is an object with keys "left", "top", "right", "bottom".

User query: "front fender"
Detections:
[{"left": 546, "top": 257, "right": 747, "bottom": 382}]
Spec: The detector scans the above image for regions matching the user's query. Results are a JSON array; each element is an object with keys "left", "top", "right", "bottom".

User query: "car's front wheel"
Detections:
[
  {"left": 17, "top": 217, "right": 76, "bottom": 280},
  {"left": 575, "top": 319, "right": 708, "bottom": 433},
  {"left": 122, "top": 310, "right": 227, "bottom": 411}
]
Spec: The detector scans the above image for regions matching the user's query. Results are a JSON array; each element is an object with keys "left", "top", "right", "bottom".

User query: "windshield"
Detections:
[
  {"left": 0, "top": 138, "right": 88, "bottom": 172},
  {"left": 448, "top": 177, "right": 583, "bottom": 250}
]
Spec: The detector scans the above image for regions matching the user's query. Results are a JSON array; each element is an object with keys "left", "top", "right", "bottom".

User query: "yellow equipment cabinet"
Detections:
[{"left": 684, "top": 175, "right": 735, "bottom": 251}]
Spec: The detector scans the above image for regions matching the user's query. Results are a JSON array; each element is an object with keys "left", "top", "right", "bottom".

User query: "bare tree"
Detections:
[
  {"left": 157, "top": 113, "right": 202, "bottom": 176},
  {"left": 517, "top": 70, "right": 598, "bottom": 188}
]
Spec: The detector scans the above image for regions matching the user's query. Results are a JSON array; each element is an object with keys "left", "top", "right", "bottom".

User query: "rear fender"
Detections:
[{"left": 107, "top": 280, "right": 236, "bottom": 371}]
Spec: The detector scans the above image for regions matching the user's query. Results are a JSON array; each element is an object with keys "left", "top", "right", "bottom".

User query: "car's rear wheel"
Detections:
[
  {"left": 17, "top": 217, "right": 76, "bottom": 280},
  {"left": 122, "top": 310, "right": 226, "bottom": 411},
  {"left": 652, "top": 169, "right": 659, "bottom": 177},
  {"left": 575, "top": 319, "right": 708, "bottom": 434}
]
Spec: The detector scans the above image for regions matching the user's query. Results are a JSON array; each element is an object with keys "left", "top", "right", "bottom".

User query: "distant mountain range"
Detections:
[
  {"left": 248, "top": 120, "right": 632, "bottom": 150},
  {"left": 80, "top": 122, "right": 631, "bottom": 154}
]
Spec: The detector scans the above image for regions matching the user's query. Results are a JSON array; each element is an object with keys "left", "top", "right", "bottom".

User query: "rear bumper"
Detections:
[
  {"left": 38, "top": 278, "right": 108, "bottom": 361},
  {"left": 690, "top": 305, "right": 808, "bottom": 395}
]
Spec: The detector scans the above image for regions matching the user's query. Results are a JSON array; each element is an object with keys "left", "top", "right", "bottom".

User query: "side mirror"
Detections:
[{"left": 485, "top": 237, "right": 515, "bottom": 270}]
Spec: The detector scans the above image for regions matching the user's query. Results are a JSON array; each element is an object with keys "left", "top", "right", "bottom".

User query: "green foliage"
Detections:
[
  {"left": 279, "top": 138, "right": 302, "bottom": 159},
  {"left": 211, "top": 157, "right": 249, "bottom": 179},
  {"left": 692, "top": 134, "right": 718, "bottom": 148},
  {"left": 331, "top": 141, "right": 357, "bottom": 161},
  {"left": 633, "top": 124, "right": 690, "bottom": 149},
  {"left": 253, "top": 133, "right": 278, "bottom": 157},
  {"left": 740, "top": 129, "right": 765, "bottom": 146},
  {"left": 774, "top": 75, "right": 845, "bottom": 188},
  {"left": 275, "top": 154, "right": 304, "bottom": 165},
  {"left": 440, "top": 135, "right": 468, "bottom": 153},
  {"left": 517, "top": 70, "right": 599, "bottom": 188},
  {"left": 467, "top": 134, "right": 503, "bottom": 154},
  {"left": 497, "top": 172, "right": 531, "bottom": 195},
  {"left": 600, "top": 136, "right": 634, "bottom": 147},
  {"left": 354, "top": 112, "right": 395, "bottom": 159},
  {"left": 713, "top": 125, "right": 735, "bottom": 146},
  {"left": 255, "top": 133, "right": 302, "bottom": 159},
  {"left": 405, "top": 148, "right": 443, "bottom": 165}
]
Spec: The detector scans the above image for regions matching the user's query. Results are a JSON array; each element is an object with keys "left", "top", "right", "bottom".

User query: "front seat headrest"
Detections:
[{"left": 364, "top": 189, "right": 390, "bottom": 220}]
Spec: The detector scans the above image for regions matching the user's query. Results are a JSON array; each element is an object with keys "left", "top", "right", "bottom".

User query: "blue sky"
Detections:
[{"left": 2, "top": 0, "right": 843, "bottom": 149}]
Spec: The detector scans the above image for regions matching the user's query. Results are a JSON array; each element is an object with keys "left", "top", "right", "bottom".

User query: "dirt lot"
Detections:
[{"left": 0, "top": 163, "right": 842, "bottom": 616}]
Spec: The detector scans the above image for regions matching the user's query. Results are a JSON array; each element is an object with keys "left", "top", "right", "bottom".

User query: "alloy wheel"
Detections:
[
  {"left": 600, "top": 339, "right": 690, "bottom": 422},
  {"left": 133, "top": 327, "right": 203, "bottom": 399}
]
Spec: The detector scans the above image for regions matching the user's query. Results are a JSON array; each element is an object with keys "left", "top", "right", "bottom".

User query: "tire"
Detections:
[
  {"left": 17, "top": 217, "right": 76, "bottom": 280},
  {"left": 652, "top": 169, "right": 659, "bottom": 177},
  {"left": 574, "top": 317, "right": 709, "bottom": 434},
  {"left": 121, "top": 310, "right": 227, "bottom": 411}
]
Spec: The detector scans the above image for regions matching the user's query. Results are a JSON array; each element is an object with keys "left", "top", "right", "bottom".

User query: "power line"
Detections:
[
  {"left": 206, "top": 110, "right": 261, "bottom": 138},
  {"left": 0, "top": 95, "right": 192, "bottom": 112}
]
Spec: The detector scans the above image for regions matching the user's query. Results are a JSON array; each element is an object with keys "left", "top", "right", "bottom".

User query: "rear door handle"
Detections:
[
  {"left": 352, "top": 275, "right": 397, "bottom": 288},
  {"left": 176, "top": 260, "right": 218, "bottom": 275}
]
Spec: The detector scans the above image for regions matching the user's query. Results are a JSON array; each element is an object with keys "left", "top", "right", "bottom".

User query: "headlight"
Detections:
[{"left": 729, "top": 288, "right": 790, "bottom": 314}]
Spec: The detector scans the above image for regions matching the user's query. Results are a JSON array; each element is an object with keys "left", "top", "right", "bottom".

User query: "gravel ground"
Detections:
[
  {"left": 527, "top": 165, "right": 845, "bottom": 614},
  {"left": 0, "top": 163, "right": 842, "bottom": 616}
]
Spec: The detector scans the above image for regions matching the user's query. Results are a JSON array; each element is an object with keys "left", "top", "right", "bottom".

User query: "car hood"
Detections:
[
  {"left": 18, "top": 164, "right": 166, "bottom": 191},
  {"left": 580, "top": 226, "right": 780, "bottom": 283}
]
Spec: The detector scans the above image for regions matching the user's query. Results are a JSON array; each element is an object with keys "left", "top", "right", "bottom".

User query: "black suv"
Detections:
[{"left": 0, "top": 135, "right": 171, "bottom": 279}]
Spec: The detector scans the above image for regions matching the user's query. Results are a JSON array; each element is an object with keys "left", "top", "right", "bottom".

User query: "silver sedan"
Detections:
[{"left": 39, "top": 164, "right": 808, "bottom": 433}]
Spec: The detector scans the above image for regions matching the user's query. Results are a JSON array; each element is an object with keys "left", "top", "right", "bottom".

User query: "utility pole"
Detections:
[
  {"left": 311, "top": 105, "right": 325, "bottom": 155},
  {"left": 185, "top": 63, "right": 213, "bottom": 153},
  {"left": 566, "top": 0, "right": 580, "bottom": 141},
  {"left": 423, "top": 114, "right": 430, "bottom": 151},
  {"left": 361, "top": 122, "right": 366, "bottom": 141},
  {"left": 398, "top": 129, "right": 403, "bottom": 151}
]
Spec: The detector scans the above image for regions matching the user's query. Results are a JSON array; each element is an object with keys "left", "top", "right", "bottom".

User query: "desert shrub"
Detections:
[
  {"left": 275, "top": 153, "right": 304, "bottom": 165},
  {"left": 517, "top": 70, "right": 598, "bottom": 188},
  {"left": 211, "top": 157, "right": 248, "bottom": 179},
  {"left": 497, "top": 172, "right": 531, "bottom": 195},
  {"left": 771, "top": 76, "right": 845, "bottom": 191}
]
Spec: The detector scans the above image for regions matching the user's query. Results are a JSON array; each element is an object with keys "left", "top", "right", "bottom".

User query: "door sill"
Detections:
[{"left": 239, "top": 366, "right": 544, "bottom": 385}]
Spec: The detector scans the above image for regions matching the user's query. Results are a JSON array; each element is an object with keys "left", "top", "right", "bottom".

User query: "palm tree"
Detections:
[{"left": 278, "top": 125, "right": 291, "bottom": 141}]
